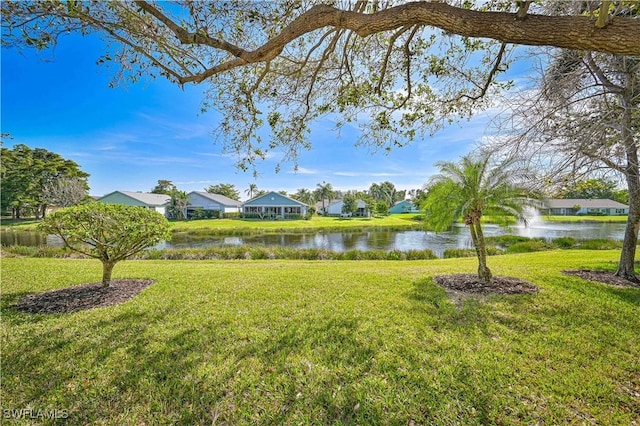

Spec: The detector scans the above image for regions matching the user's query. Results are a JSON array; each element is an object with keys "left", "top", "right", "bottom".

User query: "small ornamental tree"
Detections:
[
  {"left": 39, "top": 203, "right": 171, "bottom": 286},
  {"left": 422, "top": 152, "right": 539, "bottom": 284}
]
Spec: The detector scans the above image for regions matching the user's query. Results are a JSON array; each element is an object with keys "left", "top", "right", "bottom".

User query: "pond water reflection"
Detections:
[
  {"left": 163, "top": 222, "right": 628, "bottom": 258},
  {"left": 2, "top": 222, "right": 629, "bottom": 258}
]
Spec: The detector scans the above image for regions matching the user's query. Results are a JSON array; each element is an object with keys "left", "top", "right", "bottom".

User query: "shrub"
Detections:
[
  {"left": 506, "top": 240, "right": 554, "bottom": 254},
  {"left": 486, "top": 235, "right": 531, "bottom": 248},
  {"left": 443, "top": 248, "right": 476, "bottom": 258},
  {"left": 386, "top": 250, "right": 405, "bottom": 260},
  {"left": 342, "top": 250, "right": 364, "bottom": 260},
  {"left": 578, "top": 239, "right": 622, "bottom": 250},
  {"left": 405, "top": 249, "right": 437, "bottom": 260},
  {"left": 486, "top": 246, "right": 505, "bottom": 256},
  {"left": 249, "top": 248, "right": 270, "bottom": 259},
  {"left": 443, "top": 246, "right": 503, "bottom": 258},
  {"left": 553, "top": 237, "right": 577, "bottom": 249},
  {"left": 39, "top": 203, "right": 170, "bottom": 286}
]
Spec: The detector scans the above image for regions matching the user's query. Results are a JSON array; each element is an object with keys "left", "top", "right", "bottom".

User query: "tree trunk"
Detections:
[
  {"left": 616, "top": 207, "right": 639, "bottom": 282},
  {"left": 616, "top": 164, "right": 640, "bottom": 282},
  {"left": 615, "top": 90, "right": 639, "bottom": 283},
  {"left": 101, "top": 260, "right": 116, "bottom": 287},
  {"left": 469, "top": 219, "right": 492, "bottom": 283}
]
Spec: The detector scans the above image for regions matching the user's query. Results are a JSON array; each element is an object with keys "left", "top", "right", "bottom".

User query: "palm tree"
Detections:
[
  {"left": 315, "top": 181, "right": 334, "bottom": 215},
  {"left": 292, "top": 188, "right": 314, "bottom": 205},
  {"left": 245, "top": 183, "right": 258, "bottom": 199},
  {"left": 422, "top": 152, "right": 538, "bottom": 283}
]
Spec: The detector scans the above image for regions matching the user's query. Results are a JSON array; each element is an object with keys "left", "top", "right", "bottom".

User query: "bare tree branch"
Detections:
[
  {"left": 376, "top": 25, "right": 411, "bottom": 95},
  {"left": 455, "top": 43, "right": 508, "bottom": 102}
]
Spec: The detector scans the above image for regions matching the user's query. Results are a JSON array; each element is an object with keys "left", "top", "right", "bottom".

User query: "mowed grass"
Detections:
[
  {"left": 2, "top": 251, "right": 639, "bottom": 424},
  {"left": 542, "top": 215, "right": 629, "bottom": 223},
  {"left": 170, "top": 214, "right": 423, "bottom": 234}
]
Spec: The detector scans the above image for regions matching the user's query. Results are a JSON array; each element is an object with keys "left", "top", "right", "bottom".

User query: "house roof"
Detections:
[
  {"left": 316, "top": 199, "right": 340, "bottom": 210},
  {"left": 189, "top": 191, "right": 242, "bottom": 207},
  {"left": 544, "top": 198, "right": 628, "bottom": 209},
  {"left": 102, "top": 190, "right": 170, "bottom": 206},
  {"left": 327, "top": 199, "right": 367, "bottom": 209},
  {"left": 244, "top": 191, "right": 309, "bottom": 207}
]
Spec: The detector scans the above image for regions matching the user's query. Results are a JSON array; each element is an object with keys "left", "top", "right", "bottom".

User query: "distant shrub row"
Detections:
[
  {"left": 443, "top": 236, "right": 623, "bottom": 258},
  {"left": 1, "top": 245, "right": 438, "bottom": 261},
  {"left": 137, "top": 247, "right": 439, "bottom": 261}
]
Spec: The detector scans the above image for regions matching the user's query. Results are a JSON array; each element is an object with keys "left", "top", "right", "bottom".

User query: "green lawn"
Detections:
[
  {"left": 542, "top": 215, "right": 629, "bottom": 223},
  {"left": 0, "top": 218, "right": 40, "bottom": 230},
  {"left": 2, "top": 251, "right": 639, "bottom": 424},
  {"left": 170, "top": 214, "right": 424, "bottom": 235}
]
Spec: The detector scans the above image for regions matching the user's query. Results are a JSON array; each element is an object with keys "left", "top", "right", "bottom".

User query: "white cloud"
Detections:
[{"left": 287, "top": 167, "right": 317, "bottom": 175}]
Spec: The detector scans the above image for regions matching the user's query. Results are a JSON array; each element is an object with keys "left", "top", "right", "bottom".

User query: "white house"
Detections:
[
  {"left": 542, "top": 199, "right": 629, "bottom": 216},
  {"left": 186, "top": 191, "right": 242, "bottom": 218},
  {"left": 98, "top": 191, "right": 170, "bottom": 216},
  {"left": 326, "top": 199, "right": 369, "bottom": 217}
]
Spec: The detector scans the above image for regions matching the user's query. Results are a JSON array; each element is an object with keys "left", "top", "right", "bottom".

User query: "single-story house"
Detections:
[
  {"left": 541, "top": 198, "right": 629, "bottom": 216},
  {"left": 326, "top": 199, "right": 369, "bottom": 217},
  {"left": 389, "top": 200, "right": 420, "bottom": 214},
  {"left": 242, "top": 191, "right": 308, "bottom": 219},
  {"left": 315, "top": 199, "right": 340, "bottom": 215},
  {"left": 186, "top": 191, "right": 242, "bottom": 218},
  {"left": 98, "top": 191, "right": 170, "bottom": 216}
]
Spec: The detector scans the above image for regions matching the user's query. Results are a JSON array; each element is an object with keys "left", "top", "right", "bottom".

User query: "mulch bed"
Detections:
[
  {"left": 15, "top": 279, "right": 155, "bottom": 314},
  {"left": 434, "top": 274, "right": 539, "bottom": 296},
  {"left": 563, "top": 270, "right": 640, "bottom": 288}
]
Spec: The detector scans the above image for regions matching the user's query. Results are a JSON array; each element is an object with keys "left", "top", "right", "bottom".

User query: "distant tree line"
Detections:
[
  {"left": 1, "top": 144, "right": 89, "bottom": 219},
  {"left": 553, "top": 178, "right": 629, "bottom": 204},
  {"left": 150, "top": 175, "right": 630, "bottom": 221},
  {"left": 149, "top": 179, "right": 428, "bottom": 218}
]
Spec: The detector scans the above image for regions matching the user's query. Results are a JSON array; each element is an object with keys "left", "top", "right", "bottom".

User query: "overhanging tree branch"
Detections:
[{"left": 132, "top": 1, "right": 640, "bottom": 84}]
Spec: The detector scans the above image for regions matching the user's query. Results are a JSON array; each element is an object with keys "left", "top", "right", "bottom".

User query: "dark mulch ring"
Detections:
[
  {"left": 434, "top": 274, "right": 539, "bottom": 296},
  {"left": 15, "top": 279, "right": 155, "bottom": 314},
  {"left": 563, "top": 270, "right": 640, "bottom": 288}
]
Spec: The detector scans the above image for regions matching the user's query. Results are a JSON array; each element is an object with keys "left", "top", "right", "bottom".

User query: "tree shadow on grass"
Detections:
[
  {"left": 11, "top": 279, "right": 155, "bottom": 314},
  {"left": 561, "top": 270, "right": 640, "bottom": 307},
  {"left": 407, "top": 276, "right": 543, "bottom": 336},
  {"left": 599, "top": 285, "right": 640, "bottom": 307},
  {"left": 1, "top": 291, "right": 52, "bottom": 326},
  {"left": 408, "top": 278, "right": 495, "bottom": 332},
  {"left": 3, "top": 305, "right": 385, "bottom": 424}
]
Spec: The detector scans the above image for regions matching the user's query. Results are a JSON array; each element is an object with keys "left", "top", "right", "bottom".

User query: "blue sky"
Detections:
[{"left": 2, "top": 32, "right": 527, "bottom": 199}]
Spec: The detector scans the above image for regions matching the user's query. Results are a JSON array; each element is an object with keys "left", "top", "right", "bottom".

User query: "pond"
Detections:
[
  {"left": 165, "top": 222, "right": 628, "bottom": 257},
  {"left": 1, "top": 221, "right": 628, "bottom": 258}
]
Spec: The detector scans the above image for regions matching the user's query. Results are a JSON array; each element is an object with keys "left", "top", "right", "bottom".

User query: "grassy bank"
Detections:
[
  {"left": 1, "top": 214, "right": 629, "bottom": 237},
  {"left": 2, "top": 251, "right": 639, "bottom": 424},
  {"left": 0, "top": 219, "right": 40, "bottom": 230},
  {"left": 542, "top": 215, "right": 629, "bottom": 223},
  {"left": 170, "top": 214, "right": 424, "bottom": 234}
]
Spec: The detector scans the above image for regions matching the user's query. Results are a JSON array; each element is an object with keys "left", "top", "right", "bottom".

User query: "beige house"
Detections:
[{"left": 542, "top": 199, "right": 629, "bottom": 216}]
